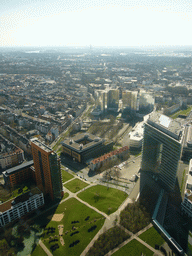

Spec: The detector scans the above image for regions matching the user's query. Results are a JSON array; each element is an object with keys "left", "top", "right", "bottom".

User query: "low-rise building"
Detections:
[
  {"left": 3, "top": 160, "right": 35, "bottom": 188},
  {"left": 61, "top": 133, "right": 113, "bottom": 163},
  {"left": 0, "top": 135, "right": 24, "bottom": 171},
  {"left": 129, "top": 122, "right": 144, "bottom": 150},
  {"left": 89, "top": 146, "right": 129, "bottom": 171},
  {"left": 0, "top": 187, "right": 44, "bottom": 228}
]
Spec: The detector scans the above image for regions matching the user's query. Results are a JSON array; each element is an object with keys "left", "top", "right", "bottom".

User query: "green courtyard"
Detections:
[
  {"left": 78, "top": 185, "right": 127, "bottom": 215},
  {"left": 113, "top": 239, "right": 153, "bottom": 256},
  {"left": 35, "top": 198, "right": 105, "bottom": 256},
  {"left": 64, "top": 178, "right": 89, "bottom": 193}
]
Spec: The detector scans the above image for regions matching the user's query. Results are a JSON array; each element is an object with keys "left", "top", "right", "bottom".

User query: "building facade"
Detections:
[
  {"left": 89, "top": 146, "right": 129, "bottom": 171},
  {"left": 0, "top": 187, "right": 44, "bottom": 228},
  {"left": 141, "top": 112, "right": 183, "bottom": 190},
  {"left": 181, "top": 159, "right": 192, "bottom": 218},
  {"left": 61, "top": 133, "right": 113, "bottom": 163},
  {"left": 3, "top": 160, "right": 35, "bottom": 188},
  {"left": 31, "top": 138, "right": 63, "bottom": 201},
  {"left": 0, "top": 135, "right": 24, "bottom": 171},
  {"left": 107, "top": 89, "right": 119, "bottom": 112}
]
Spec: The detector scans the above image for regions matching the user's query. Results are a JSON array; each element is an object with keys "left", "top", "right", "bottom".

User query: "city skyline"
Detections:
[{"left": 0, "top": 0, "right": 192, "bottom": 47}]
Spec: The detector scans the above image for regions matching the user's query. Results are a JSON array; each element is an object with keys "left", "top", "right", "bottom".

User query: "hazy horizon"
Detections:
[{"left": 1, "top": 0, "right": 192, "bottom": 47}]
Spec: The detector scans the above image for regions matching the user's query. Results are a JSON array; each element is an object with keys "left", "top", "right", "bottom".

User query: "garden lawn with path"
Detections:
[
  {"left": 113, "top": 239, "right": 154, "bottom": 256},
  {"left": 62, "top": 192, "right": 69, "bottom": 200},
  {"left": 139, "top": 226, "right": 164, "bottom": 248},
  {"left": 32, "top": 244, "right": 47, "bottom": 256},
  {"left": 78, "top": 185, "right": 127, "bottom": 215},
  {"left": 64, "top": 178, "right": 89, "bottom": 193},
  {"left": 61, "top": 169, "right": 74, "bottom": 183},
  {"left": 41, "top": 198, "right": 105, "bottom": 256}
]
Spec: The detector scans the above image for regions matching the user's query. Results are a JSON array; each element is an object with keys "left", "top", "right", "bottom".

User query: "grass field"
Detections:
[
  {"left": 64, "top": 178, "right": 89, "bottom": 193},
  {"left": 40, "top": 198, "right": 105, "bottom": 256},
  {"left": 62, "top": 192, "right": 69, "bottom": 200},
  {"left": 170, "top": 106, "right": 192, "bottom": 119},
  {"left": 113, "top": 239, "right": 153, "bottom": 256},
  {"left": 32, "top": 244, "right": 47, "bottom": 256},
  {"left": 78, "top": 185, "right": 127, "bottom": 215},
  {"left": 61, "top": 169, "right": 74, "bottom": 183},
  {"left": 139, "top": 227, "right": 164, "bottom": 248}
]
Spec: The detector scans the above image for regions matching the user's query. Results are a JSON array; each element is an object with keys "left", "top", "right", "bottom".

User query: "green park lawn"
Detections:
[
  {"left": 170, "top": 106, "right": 192, "bottom": 119},
  {"left": 41, "top": 198, "right": 105, "bottom": 256},
  {"left": 139, "top": 226, "right": 164, "bottom": 248},
  {"left": 64, "top": 178, "right": 89, "bottom": 193},
  {"left": 78, "top": 185, "right": 127, "bottom": 215},
  {"left": 62, "top": 192, "right": 69, "bottom": 200},
  {"left": 113, "top": 239, "right": 153, "bottom": 256},
  {"left": 61, "top": 169, "right": 74, "bottom": 183},
  {"left": 32, "top": 244, "right": 47, "bottom": 256}
]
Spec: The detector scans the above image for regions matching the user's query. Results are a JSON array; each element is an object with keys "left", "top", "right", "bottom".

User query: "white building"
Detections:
[
  {"left": 0, "top": 187, "right": 44, "bottom": 227},
  {"left": 129, "top": 121, "right": 144, "bottom": 149}
]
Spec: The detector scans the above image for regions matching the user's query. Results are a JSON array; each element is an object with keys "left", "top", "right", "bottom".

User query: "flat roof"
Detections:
[
  {"left": 3, "top": 160, "right": 34, "bottom": 176},
  {"left": 31, "top": 138, "right": 53, "bottom": 153},
  {"left": 0, "top": 187, "right": 42, "bottom": 213},
  {"left": 147, "top": 112, "right": 182, "bottom": 140},
  {"left": 61, "top": 133, "right": 104, "bottom": 153}
]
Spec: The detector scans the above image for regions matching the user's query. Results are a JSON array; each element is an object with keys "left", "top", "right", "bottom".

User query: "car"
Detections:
[{"left": 85, "top": 178, "right": 87, "bottom": 181}]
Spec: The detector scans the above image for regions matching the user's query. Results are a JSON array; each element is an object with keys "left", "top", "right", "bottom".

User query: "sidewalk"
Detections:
[{"left": 39, "top": 240, "right": 53, "bottom": 256}]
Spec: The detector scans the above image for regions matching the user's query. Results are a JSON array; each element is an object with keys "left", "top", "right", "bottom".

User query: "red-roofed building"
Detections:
[{"left": 89, "top": 146, "right": 129, "bottom": 171}]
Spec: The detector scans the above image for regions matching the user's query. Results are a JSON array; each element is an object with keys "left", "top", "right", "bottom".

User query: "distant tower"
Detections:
[
  {"left": 107, "top": 89, "right": 119, "bottom": 112},
  {"left": 141, "top": 112, "right": 183, "bottom": 190},
  {"left": 31, "top": 138, "right": 63, "bottom": 200}
]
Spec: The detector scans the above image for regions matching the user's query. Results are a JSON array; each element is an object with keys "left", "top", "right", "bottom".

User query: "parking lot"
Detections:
[{"left": 61, "top": 154, "right": 142, "bottom": 195}]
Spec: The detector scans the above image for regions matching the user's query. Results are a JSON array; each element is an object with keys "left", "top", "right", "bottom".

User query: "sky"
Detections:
[{"left": 0, "top": 0, "right": 192, "bottom": 47}]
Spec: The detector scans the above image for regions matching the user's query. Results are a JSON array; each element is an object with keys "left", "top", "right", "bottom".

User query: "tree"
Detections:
[{"left": 0, "top": 239, "right": 9, "bottom": 254}]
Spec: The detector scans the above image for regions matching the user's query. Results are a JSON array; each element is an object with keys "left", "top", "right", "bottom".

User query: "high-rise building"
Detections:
[
  {"left": 138, "top": 90, "right": 155, "bottom": 114},
  {"left": 122, "top": 90, "right": 138, "bottom": 113},
  {"left": 141, "top": 112, "right": 183, "bottom": 190},
  {"left": 107, "top": 89, "right": 119, "bottom": 112},
  {"left": 31, "top": 138, "right": 63, "bottom": 200}
]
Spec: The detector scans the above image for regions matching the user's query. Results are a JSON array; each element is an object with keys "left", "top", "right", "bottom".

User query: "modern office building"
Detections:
[
  {"left": 0, "top": 187, "right": 44, "bottom": 228},
  {"left": 122, "top": 90, "right": 138, "bottom": 113},
  {"left": 61, "top": 133, "right": 113, "bottom": 163},
  {"left": 141, "top": 112, "right": 183, "bottom": 190},
  {"left": 31, "top": 138, "right": 63, "bottom": 201},
  {"left": 182, "top": 124, "right": 192, "bottom": 161},
  {"left": 138, "top": 90, "right": 155, "bottom": 114},
  {"left": 181, "top": 159, "right": 192, "bottom": 218},
  {"left": 107, "top": 89, "right": 119, "bottom": 112}
]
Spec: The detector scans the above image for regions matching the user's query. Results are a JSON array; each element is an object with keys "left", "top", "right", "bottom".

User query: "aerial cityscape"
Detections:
[
  {"left": 1, "top": 0, "right": 192, "bottom": 256},
  {"left": 0, "top": 44, "right": 192, "bottom": 256}
]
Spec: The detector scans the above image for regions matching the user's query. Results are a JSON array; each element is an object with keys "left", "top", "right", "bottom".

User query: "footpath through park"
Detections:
[{"left": 38, "top": 177, "right": 163, "bottom": 256}]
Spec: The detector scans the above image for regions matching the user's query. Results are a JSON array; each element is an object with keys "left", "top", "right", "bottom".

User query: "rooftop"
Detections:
[
  {"left": 0, "top": 187, "right": 42, "bottom": 213},
  {"left": 3, "top": 160, "right": 34, "bottom": 176},
  {"left": 31, "top": 138, "right": 53, "bottom": 153},
  {"left": 147, "top": 112, "right": 182, "bottom": 140},
  {"left": 61, "top": 133, "right": 104, "bottom": 152}
]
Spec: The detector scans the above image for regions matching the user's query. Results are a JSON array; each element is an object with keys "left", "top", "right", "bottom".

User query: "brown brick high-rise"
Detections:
[{"left": 31, "top": 138, "right": 63, "bottom": 201}]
